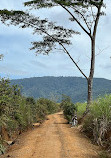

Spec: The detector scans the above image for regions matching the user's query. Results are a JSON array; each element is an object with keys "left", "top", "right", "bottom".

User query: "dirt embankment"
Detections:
[{"left": 1, "top": 112, "right": 100, "bottom": 158}]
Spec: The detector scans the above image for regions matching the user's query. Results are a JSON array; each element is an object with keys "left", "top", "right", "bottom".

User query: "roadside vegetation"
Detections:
[
  {"left": 61, "top": 95, "right": 77, "bottom": 122},
  {"left": 61, "top": 95, "right": 111, "bottom": 157},
  {"left": 0, "top": 78, "right": 60, "bottom": 155},
  {"left": 83, "top": 96, "right": 111, "bottom": 149}
]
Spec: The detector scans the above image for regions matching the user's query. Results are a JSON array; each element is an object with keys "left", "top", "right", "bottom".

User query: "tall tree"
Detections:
[{"left": 0, "top": 0, "right": 104, "bottom": 111}]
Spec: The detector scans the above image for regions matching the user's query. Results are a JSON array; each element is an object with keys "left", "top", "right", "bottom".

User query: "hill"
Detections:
[{"left": 11, "top": 76, "right": 111, "bottom": 103}]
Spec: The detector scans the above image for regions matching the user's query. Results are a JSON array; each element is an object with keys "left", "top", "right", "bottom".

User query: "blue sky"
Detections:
[{"left": 0, "top": 0, "right": 111, "bottom": 80}]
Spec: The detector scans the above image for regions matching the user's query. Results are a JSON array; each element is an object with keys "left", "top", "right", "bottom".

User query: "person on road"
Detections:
[{"left": 71, "top": 114, "right": 77, "bottom": 127}]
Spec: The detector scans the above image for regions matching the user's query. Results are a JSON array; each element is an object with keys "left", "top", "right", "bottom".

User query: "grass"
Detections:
[
  {"left": 82, "top": 95, "right": 111, "bottom": 146},
  {"left": 76, "top": 102, "right": 86, "bottom": 119}
]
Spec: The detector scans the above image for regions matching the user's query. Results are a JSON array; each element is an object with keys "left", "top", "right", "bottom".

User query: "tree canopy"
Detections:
[{"left": 0, "top": 0, "right": 104, "bottom": 56}]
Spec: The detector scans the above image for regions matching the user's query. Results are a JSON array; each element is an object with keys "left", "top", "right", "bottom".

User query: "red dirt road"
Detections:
[{"left": 1, "top": 112, "right": 100, "bottom": 158}]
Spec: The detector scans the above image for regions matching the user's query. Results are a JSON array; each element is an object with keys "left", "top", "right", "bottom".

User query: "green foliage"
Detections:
[
  {"left": 36, "top": 98, "right": 59, "bottom": 121},
  {"left": 24, "top": 0, "right": 103, "bottom": 9},
  {"left": 0, "top": 7, "right": 77, "bottom": 55},
  {"left": 61, "top": 95, "right": 77, "bottom": 122},
  {"left": 0, "top": 79, "right": 34, "bottom": 137},
  {"left": 0, "top": 9, "right": 25, "bottom": 16},
  {"left": 24, "top": 0, "right": 55, "bottom": 8},
  {"left": 90, "top": 96, "right": 111, "bottom": 120},
  {"left": 83, "top": 95, "right": 111, "bottom": 146},
  {"left": 76, "top": 102, "right": 87, "bottom": 119}
]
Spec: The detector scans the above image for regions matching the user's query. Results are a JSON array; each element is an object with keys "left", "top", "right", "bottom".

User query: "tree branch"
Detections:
[
  {"left": 20, "top": 19, "right": 88, "bottom": 80},
  {"left": 60, "top": 43, "right": 88, "bottom": 80},
  {"left": 93, "top": 0, "right": 103, "bottom": 38},
  {"left": 89, "top": 1, "right": 103, "bottom": 79},
  {"left": 36, "top": 26, "right": 88, "bottom": 79},
  {"left": 0, "top": 10, "right": 88, "bottom": 80},
  {"left": 71, "top": 6, "right": 91, "bottom": 33},
  {"left": 59, "top": 3, "right": 91, "bottom": 38}
]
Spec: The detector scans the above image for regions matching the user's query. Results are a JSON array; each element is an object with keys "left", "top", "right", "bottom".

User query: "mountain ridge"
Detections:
[{"left": 11, "top": 76, "right": 111, "bottom": 103}]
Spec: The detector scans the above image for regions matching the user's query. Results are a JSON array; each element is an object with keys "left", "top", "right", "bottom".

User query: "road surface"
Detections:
[{"left": 1, "top": 112, "right": 100, "bottom": 158}]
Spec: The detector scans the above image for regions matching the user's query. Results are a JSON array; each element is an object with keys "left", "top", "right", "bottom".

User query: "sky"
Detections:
[{"left": 0, "top": 0, "right": 111, "bottom": 80}]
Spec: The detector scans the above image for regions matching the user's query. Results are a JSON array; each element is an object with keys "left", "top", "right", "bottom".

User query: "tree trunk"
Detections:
[
  {"left": 87, "top": 78, "right": 93, "bottom": 109},
  {"left": 81, "top": 77, "right": 93, "bottom": 119},
  {"left": 86, "top": 38, "right": 95, "bottom": 111},
  {"left": 86, "top": 1, "right": 102, "bottom": 110}
]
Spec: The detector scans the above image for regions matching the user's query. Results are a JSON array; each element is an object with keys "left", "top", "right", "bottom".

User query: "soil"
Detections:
[{"left": 1, "top": 112, "right": 100, "bottom": 158}]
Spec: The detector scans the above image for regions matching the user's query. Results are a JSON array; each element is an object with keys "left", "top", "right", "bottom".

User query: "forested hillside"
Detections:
[{"left": 11, "top": 77, "right": 111, "bottom": 103}]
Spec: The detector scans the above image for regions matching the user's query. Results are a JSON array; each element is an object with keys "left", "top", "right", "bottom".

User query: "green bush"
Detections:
[
  {"left": 36, "top": 98, "right": 60, "bottom": 121},
  {"left": 61, "top": 95, "right": 77, "bottom": 122}
]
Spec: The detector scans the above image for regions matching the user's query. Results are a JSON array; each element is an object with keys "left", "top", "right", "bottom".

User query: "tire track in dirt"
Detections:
[{"left": 53, "top": 115, "right": 71, "bottom": 158}]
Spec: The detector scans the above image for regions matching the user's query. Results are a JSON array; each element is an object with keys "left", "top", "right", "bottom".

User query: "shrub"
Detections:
[
  {"left": 61, "top": 95, "right": 77, "bottom": 122},
  {"left": 36, "top": 98, "right": 60, "bottom": 121}
]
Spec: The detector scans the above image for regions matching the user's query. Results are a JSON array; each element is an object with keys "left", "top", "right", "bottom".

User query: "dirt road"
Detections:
[{"left": 1, "top": 112, "right": 100, "bottom": 158}]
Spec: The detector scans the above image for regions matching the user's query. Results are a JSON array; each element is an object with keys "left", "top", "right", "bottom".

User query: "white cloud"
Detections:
[{"left": 0, "top": 0, "right": 111, "bottom": 80}]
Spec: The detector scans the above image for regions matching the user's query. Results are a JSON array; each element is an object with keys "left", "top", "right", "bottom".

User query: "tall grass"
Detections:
[
  {"left": 75, "top": 102, "right": 86, "bottom": 119},
  {"left": 83, "top": 95, "right": 111, "bottom": 147}
]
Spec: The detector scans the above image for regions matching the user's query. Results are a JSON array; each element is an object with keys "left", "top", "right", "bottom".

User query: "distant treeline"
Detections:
[{"left": 11, "top": 76, "right": 111, "bottom": 103}]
